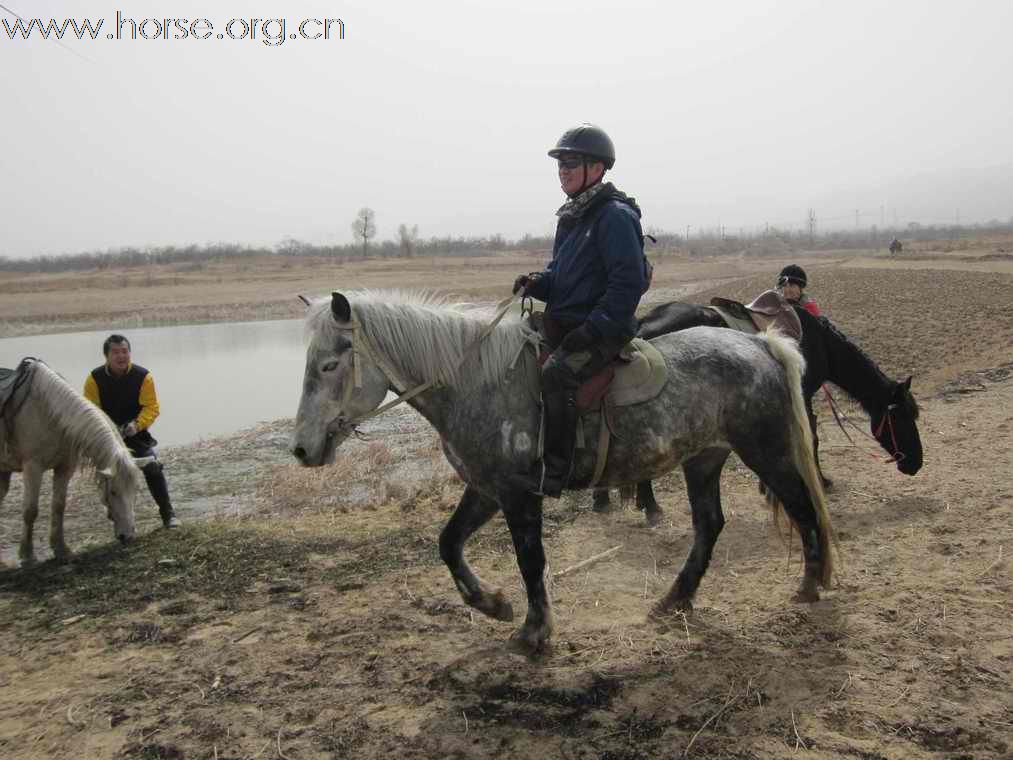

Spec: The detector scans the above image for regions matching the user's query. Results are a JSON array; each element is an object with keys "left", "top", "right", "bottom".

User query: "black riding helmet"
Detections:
[
  {"left": 777, "top": 264, "right": 808, "bottom": 288},
  {"left": 548, "top": 123, "right": 616, "bottom": 169}
]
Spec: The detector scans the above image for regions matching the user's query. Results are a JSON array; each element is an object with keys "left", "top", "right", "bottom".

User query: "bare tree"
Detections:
[
  {"left": 397, "top": 223, "right": 419, "bottom": 257},
  {"left": 351, "top": 207, "right": 377, "bottom": 258}
]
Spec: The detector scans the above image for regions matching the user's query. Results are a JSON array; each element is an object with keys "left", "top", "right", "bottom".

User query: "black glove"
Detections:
[
  {"left": 512, "top": 272, "right": 542, "bottom": 295},
  {"left": 561, "top": 323, "right": 599, "bottom": 353}
]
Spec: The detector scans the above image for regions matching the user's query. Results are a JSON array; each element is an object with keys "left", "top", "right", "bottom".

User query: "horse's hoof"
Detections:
[
  {"left": 491, "top": 596, "right": 514, "bottom": 622},
  {"left": 52, "top": 547, "right": 72, "bottom": 564},
  {"left": 792, "top": 587, "right": 820, "bottom": 604},
  {"left": 592, "top": 498, "right": 613, "bottom": 514},
  {"left": 821, "top": 477, "right": 835, "bottom": 492},
  {"left": 644, "top": 511, "right": 663, "bottom": 528},
  {"left": 507, "top": 627, "right": 551, "bottom": 657},
  {"left": 648, "top": 598, "right": 692, "bottom": 620},
  {"left": 473, "top": 590, "right": 514, "bottom": 622}
]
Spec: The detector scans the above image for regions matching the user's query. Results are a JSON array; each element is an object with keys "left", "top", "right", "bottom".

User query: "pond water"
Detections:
[{"left": 0, "top": 320, "right": 307, "bottom": 447}]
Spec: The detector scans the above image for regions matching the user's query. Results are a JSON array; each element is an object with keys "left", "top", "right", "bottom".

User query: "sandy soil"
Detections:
[{"left": 0, "top": 242, "right": 1011, "bottom": 759}]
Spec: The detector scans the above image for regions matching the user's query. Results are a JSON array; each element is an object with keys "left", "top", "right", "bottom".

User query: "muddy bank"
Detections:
[{"left": 0, "top": 403, "right": 445, "bottom": 564}]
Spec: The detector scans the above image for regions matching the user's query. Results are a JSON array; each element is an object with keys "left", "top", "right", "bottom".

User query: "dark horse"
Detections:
[{"left": 594, "top": 301, "right": 923, "bottom": 524}]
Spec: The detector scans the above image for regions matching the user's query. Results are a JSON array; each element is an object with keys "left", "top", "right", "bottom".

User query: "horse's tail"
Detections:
[{"left": 760, "top": 330, "right": 836, "bottom": 588}]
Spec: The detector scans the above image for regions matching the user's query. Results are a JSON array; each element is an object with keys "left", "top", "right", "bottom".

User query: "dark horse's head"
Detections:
[
  {"left": 871, "top": 376, "right": 922, "bottom": 475},
  {"left": 808, "top": 313, "right": 924, "bottom": 476}
]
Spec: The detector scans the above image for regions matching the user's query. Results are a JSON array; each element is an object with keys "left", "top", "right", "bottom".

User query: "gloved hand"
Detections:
[
  {"left": 561, "top": 323, "right": 599, "bottom": 353},
  {"left": 512, "top": 272, "right": 542, "bottom": 295},
  {"left": 120, "top": 421, "right": 139, "bottom": 439}
]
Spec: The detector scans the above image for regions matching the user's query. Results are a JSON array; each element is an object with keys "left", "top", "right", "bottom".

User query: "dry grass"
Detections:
[{"left": 256, "top": 433, "right": 460, "bottom": 517}]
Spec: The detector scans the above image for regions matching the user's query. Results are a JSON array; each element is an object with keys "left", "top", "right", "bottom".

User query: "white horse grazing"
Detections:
[{"left": 0, "top": 359, "right": 145, "bottom": 565}]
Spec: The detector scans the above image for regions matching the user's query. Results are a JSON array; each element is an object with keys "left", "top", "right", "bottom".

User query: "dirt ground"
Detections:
[{"left": 1, "top": 241, "right": 1011, "bottom": 759}]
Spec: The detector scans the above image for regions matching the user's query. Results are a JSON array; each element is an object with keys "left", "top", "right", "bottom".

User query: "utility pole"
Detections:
[
  {"left": 685, "top": 225, "right": 690, "bottom": 245},
  {"left": 807, "top": 208, "right": 816, "bottom": 247}
]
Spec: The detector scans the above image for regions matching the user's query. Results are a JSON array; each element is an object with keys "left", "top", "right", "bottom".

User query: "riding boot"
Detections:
[
  {"left": 511, "top": 390, "right": 578, "bottom": 498},
  {"left": 143, "top": 461, "right": 180, "bottom": 528}
]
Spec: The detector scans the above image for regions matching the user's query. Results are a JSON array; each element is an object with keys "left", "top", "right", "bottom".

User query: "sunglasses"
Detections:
[{"left": 557, "top": 157, "right": 585, "bottom": 170}]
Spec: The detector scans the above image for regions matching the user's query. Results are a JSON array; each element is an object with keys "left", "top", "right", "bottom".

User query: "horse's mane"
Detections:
[
  {"left": 28, "top": 361, "right": 139, "bottom": 483},
  {"left": 306, "top": 290, "right": 536, "bottom": 389},
  {"left": 818, "top": 317, "right": 919, "bottom": 418}
]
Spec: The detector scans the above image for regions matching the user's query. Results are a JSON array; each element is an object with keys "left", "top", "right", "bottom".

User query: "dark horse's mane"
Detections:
[{"left": 802, "top": 309, "right": 919, "bottom": 419}]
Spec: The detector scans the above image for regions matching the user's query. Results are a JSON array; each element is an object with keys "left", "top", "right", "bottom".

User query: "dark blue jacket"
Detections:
[{"left": 527, "top": 189, "right": 647, "bottom": 340}]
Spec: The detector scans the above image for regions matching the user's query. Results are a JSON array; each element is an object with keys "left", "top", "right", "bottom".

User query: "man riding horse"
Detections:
[{"left": 510, "top": 123, "right": 650, "bottom": 497}]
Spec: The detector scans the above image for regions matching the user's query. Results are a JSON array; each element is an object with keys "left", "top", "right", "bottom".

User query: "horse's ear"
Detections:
[
  {"left": 331, "top": 292, "right": 352, "bottom": 323},
  {"left": 297, "top": 294, "right": 311, "bottom": 307},
  {"left": 902, "top": 375, "right": 913, "bottom": 391}
]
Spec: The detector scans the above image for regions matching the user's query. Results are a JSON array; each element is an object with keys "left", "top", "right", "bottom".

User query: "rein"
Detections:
[
  {"left": 822, "top": 386, "right": 904, "bottom": 464},
  {"left": 341, "top": 292, "right": 525, "bottom": 428}
]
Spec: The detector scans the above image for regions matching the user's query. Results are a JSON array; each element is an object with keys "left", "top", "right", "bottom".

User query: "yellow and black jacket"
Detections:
[{"left": 83, "top": 363, "right": 160, "bottom": 445}]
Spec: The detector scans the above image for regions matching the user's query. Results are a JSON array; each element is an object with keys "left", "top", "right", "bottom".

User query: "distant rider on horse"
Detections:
[{"left": 510, "top": 123, "right": 650, "bottom": 497}]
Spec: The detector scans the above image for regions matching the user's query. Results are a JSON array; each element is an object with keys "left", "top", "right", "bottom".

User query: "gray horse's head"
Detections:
[{"left": 292, "top": 292, "right": 391, "bottom": 466}]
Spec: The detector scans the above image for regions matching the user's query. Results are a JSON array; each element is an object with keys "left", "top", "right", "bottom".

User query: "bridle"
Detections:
[
  {"left": 328, "top": 292, "right": 524, "bottom": 435},
  {"left": 872, "top": 403, "right": 905, "bottom": 465},
  {"left": 823, "top": 387, "right": 905, "bottom": 465}
]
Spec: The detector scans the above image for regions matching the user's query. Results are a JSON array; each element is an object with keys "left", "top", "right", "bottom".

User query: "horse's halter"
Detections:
[
  {"left": 873, "top": 403, "right": 905, "bottom": 465},
  {"left": 823, "top": 389, "right": 905, "bottom": 465},
  {"left": 323, "top": 317, "right": 412, "bottom": 440}
]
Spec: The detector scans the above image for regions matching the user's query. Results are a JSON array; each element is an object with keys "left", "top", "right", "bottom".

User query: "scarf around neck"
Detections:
[{"left": 555, "top": 181, "right": 641, "bottom": 222}]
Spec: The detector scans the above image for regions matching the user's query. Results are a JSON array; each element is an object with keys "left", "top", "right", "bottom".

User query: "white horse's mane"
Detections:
[
  {"left": 29, "top": 361, "right": 138, "bottom": 484},
  {"left": 306, "top": 290, "right": 537, "bottom": 389}
]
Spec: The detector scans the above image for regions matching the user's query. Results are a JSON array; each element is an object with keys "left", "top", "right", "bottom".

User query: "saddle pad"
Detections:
[
  {"left": 707, "top": 305, "right": 758, "bottom": 335},
  {"left": 607, "top": 338, "right": 668, "bottom": 407}
]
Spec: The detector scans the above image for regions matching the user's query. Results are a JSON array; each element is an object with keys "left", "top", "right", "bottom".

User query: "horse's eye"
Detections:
[{"left": 321, "top": 360, "right": 339, "bottom": 373}]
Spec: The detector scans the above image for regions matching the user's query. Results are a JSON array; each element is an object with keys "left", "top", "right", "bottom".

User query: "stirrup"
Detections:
[{"left": 510, "top": 462, "right": 564, "bottom": 498}]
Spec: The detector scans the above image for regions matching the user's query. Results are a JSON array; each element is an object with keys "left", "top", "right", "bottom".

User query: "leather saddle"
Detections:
[
  {"left": 0, "top": 358, "right": 35, "bottom": 416},
  {"left": 527, "top": 329, "right": 667, "bottom": 488},
  {"left": 536, "top": 338, "right": 667, "bottom": 413},
  {"left": 525, "top": 313, "right": 667, "bottom": 413},
  {"left": 708, "top": 290, "right": 801, "bottom": 341}
]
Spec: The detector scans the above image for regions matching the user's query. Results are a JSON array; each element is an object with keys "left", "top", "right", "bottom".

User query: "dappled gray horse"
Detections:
[
  {"left": 0, "top": 359, "right": 143, "bottom": 565},
  {"left": 293, "top": 291, "right": 835, "bottom": 654}
]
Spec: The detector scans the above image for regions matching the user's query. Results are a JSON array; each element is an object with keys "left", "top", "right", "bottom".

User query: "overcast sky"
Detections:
[{"left": 2, "top": 0, "right": 1012, "bottom": 258}]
